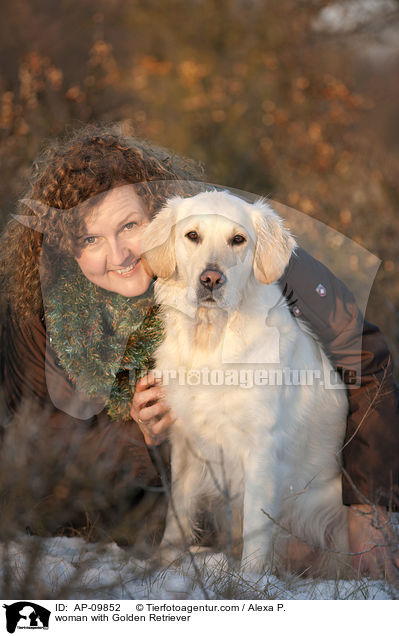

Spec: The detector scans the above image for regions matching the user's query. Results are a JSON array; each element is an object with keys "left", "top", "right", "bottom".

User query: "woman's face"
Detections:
[{"left": 74, "top": 185, "right": 153, "bottom": 297}]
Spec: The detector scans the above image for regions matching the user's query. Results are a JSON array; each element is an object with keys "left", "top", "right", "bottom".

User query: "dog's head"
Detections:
[{"left": 141, "top": 191, "right": 296, "bottom": 311}]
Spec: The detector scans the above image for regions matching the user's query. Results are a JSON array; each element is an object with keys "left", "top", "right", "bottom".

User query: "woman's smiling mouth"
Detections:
[{"left": 111, "top": 258, "right": 141, "bottom": 277}]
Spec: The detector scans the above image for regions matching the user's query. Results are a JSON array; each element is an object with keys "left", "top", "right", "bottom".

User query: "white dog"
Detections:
[{"left": 141, "top": 190, "right": 349, "bottom": 573}]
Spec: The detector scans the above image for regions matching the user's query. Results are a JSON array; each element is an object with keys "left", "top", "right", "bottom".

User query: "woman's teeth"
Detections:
[{"left": 114, "top": 259, "right": 139, "bottom": 275}]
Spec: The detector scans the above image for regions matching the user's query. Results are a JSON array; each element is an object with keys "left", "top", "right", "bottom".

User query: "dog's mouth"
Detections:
[
  {"left": 196, "top": 279, "right": 226, "bottom": 308},
  {"left": 199, "top": 296, "right": 219, "bottom": 308}
]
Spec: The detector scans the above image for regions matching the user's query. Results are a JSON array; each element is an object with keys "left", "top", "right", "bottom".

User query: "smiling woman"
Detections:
[
  {"left": 0, "top": 123, "right": 200, "bottom": 542},
  {"left": 74, "top": 185, "right": 153, "bottom": 297}
]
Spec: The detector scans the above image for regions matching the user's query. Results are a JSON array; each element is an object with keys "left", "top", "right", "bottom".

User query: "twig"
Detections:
[{"left": 339, "top": 362, "right": 390, "bottom": 454}]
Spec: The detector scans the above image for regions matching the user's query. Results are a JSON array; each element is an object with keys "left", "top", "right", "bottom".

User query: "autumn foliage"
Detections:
[{"left": 0, "top": 0, "right": 398, "bottom": 365}]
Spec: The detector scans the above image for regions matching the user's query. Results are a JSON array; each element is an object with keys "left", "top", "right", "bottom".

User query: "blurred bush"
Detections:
[{"left": 0, "top": 0, "right": 398, "bottom": 362}]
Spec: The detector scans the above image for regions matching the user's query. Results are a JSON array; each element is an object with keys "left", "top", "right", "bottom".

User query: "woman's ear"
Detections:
[
  {"left": 250, "top": 199, "right": 296, "bottom": 284},
  {"left": 141, "top": 197, "right": 180, "bottom": 279}
]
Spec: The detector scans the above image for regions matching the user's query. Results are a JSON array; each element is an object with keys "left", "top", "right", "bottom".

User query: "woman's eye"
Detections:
[
  {"left": 83, "top": 236, "right": 98, "bottom": 245},
  {"left": 185, "top": 231, "right": 199, "bottom": 242},
  {"left": 231, "top": 234, "right": 246, "bottom": 245},
  {"left": 123, "top": 222, "right": 137, "bottom": 231}
]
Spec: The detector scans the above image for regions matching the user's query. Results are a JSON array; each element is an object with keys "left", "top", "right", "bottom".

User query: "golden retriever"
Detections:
[{"left": 142, "top": 190, "right": 349, "bottom": 573}]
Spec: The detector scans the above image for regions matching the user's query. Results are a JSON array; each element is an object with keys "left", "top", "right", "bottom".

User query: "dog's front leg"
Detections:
[
  {"left": 159, "top": 438, "right": 199, "bottom": 562},
  {"left": 161, "top": 482, "right": 194, "bottom": 550},
  {"left": 241, "top": 448, "right": 282, "bottom": 574}
]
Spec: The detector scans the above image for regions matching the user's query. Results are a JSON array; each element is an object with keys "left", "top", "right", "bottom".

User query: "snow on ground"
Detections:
[{"left": 1, "top": 536, "right": 397, "bottom": 600}]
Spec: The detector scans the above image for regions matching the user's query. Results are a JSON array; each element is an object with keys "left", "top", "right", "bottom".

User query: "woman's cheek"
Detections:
[{"left": 75, "top": 250, "right": 107, "bottom": 280}]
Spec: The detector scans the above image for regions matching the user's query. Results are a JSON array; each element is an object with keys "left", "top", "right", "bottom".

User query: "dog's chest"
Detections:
[
  {"left": 169, "top": 380, "right": 258, "bottom": 452},
  {"left": 156, "top": 310, "right": 284, "bottom": 450}
]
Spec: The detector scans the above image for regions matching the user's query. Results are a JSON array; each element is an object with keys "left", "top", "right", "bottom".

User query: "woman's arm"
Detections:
[
  {"left": 1, "top": 307, "right": 163, "bottom": 538},
  {"left": 279, "top": 246, "right": 399, "bottom": 508},
  {"left": 279, "top": 246, "right": 399, "bottom": 576}
]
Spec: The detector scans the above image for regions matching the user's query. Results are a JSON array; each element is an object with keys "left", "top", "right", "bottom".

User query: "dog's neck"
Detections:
[{"left": 193, "top": 305, "right": 230, "bottom": 351}]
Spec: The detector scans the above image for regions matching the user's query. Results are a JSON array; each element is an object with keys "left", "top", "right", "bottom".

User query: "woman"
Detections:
[
  {"left": 0, "top": 124, "right": 198, "bottom": 546},
  {"left": 0, "top": 123, "right": 398, "bottom": 575}
]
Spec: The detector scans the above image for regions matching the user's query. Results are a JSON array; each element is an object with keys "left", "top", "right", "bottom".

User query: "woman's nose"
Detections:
[{"left": 107, "top": 238, "right": 131, "bottom": 265}]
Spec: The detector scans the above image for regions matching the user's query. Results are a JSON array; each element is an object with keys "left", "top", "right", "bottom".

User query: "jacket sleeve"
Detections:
[
  {"left": 279, "top": 247, "right": 399, "bottom": 509},
  {"left": 1, "top": 306, "right": 162, "bottom": 502}
]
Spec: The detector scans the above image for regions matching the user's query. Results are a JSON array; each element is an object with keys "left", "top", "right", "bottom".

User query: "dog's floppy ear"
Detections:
[
  {"left": 250, "top": 200, "right": 296, "bottom": 284},
  {"left": 141, "top": 197, "right": 180, "bottom": 279}
]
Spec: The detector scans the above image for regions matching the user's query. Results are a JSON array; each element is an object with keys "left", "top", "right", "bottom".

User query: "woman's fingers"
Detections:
[
  {"left": 135, "top": 371, "right": 162, "bottom": 391},
  {"left": 137, "top": 421, "right": 161, "bottom": 446},
  {"left": 139, "top": 399, "right": 169, "bottom": 422},
  {"left": 285, "top": 536, "right": 321, "bottom": 573},
  {"left": 137, "top": 411, "right": 177, "bottom": 446},
  {"left": 354, "top": 545, "right": 399, "bottom": 582},
  {"left": 130, "top": 372, "right": 176, "bottom": 446},
  {"left": 134, "top": 385, "right": 165, "bottom": 410},
  {"left": 130, "top": 372, "right": 165, "bottom": 421},
  {"left": 349, "top": 504, "right": 399, "bottom": 582},
  {"left": 149, "top": 410, "right": 177, "bottom": 437}
]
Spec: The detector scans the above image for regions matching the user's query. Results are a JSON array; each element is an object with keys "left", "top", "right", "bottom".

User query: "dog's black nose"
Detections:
[{"left": 200, "top": 268, "right": 226, "bottom": 290}]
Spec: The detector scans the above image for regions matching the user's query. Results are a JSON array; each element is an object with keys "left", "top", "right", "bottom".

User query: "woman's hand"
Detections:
[
  {"left": 284, "top": 504, "right": 399, "bottom": 580},
  {"left": 348, "top": 504, "right": 399, "bottom": 581},
  {"left": 130, "top": 371, "right": 176, "bottom": 446}
]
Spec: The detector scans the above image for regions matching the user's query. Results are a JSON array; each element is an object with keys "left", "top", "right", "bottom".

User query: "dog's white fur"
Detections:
[{"left": 142, "top": 190, "right": 349, "bottom": 573}]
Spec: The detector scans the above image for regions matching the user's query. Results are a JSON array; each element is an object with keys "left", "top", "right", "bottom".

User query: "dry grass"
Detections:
[{"left": 0, "top": 394, "right": 398, "bottom": 600}]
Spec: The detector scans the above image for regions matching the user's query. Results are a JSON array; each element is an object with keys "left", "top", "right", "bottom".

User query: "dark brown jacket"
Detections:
[
  {"left": 0, "top": 305, "right": 166, "bottom": 541},
  {"left": 279, "top": 247, "right": 399, "bottom": 509}
]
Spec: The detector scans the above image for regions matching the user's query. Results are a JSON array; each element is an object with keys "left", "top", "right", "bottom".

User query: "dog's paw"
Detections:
[{"left": 156, "top": 542, "right": 187, "bottom": 567}]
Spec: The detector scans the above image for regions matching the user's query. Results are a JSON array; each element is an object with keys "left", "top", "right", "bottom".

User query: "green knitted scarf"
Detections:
[{"left": 43, "top": 259, "right": 164, "bottom": 421}]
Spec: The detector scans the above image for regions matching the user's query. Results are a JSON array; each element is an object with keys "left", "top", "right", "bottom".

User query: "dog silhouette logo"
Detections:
[{"left": 3, "top": 602, "right": 50, "bottom": 633}]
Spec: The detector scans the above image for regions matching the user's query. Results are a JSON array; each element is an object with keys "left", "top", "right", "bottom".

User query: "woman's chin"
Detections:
[{"left": 112, "top": 273, "right": 153, "bottom": 297}]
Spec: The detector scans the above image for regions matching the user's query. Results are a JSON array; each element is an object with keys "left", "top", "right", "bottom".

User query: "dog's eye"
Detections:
[
  {"left": 231, "top": 234, "right": 246, "bottom": 245},
  {"left": 185, "top": 231, "right": 200, "bottom": 243}
]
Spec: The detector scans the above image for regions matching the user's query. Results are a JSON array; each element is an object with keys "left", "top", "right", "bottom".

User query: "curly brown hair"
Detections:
[{"left": 0, "top": 123, "right": 202, "bottom": 320}]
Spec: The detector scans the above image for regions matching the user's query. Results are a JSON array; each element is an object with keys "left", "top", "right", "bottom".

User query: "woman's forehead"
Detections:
[{"left": 84, "top": 184, "right": 148, "bottom": 230}]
